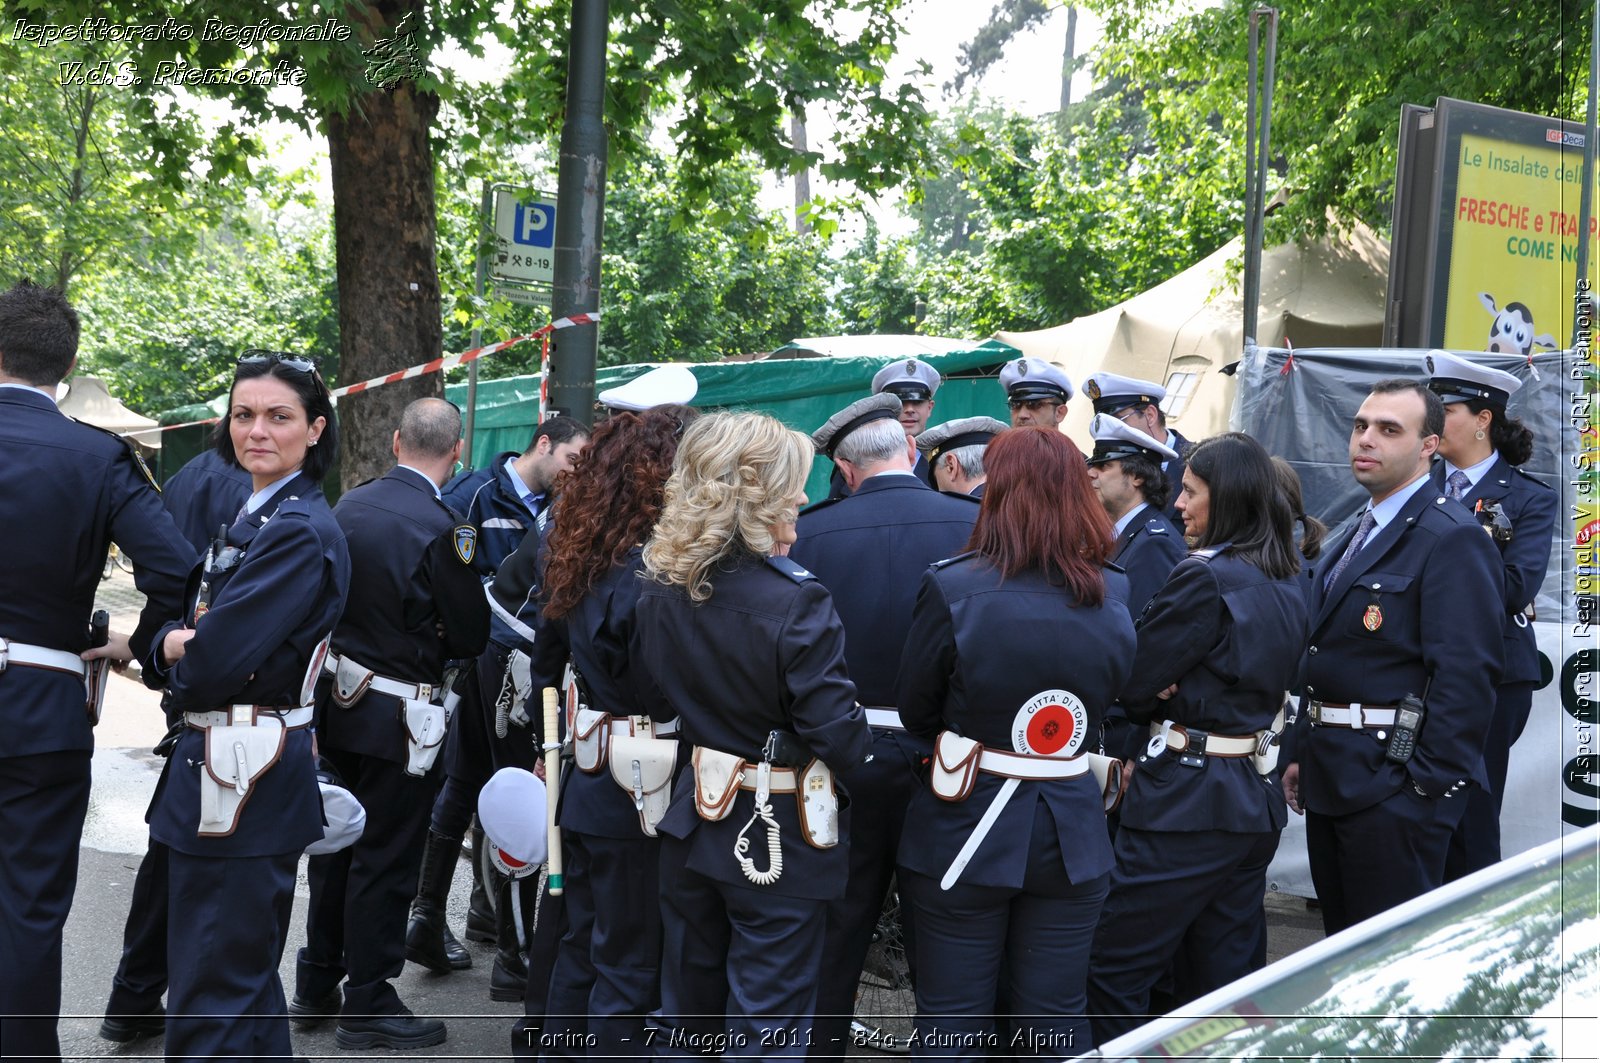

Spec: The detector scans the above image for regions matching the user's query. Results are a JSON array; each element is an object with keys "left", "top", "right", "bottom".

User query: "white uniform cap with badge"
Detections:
[
  {"left": 477, "top": 766, "right": 548, "bottom": 879},
  {"left": 596, "top": 364, "right": 699, "bottom": 412},
  {"left": 870, "top": 358, "right": 941, "bottom": 402},
  {"left": 1425, "top": 350, "right": 1522, "bottom": 408},
  {"left": 305, "top": 767, "right": 367, "bottom": 856},
  {"left": 1086, "top": 413, "right": 1179, "bottom": 465},
  {"left": 915, "top": 416, "right": 1009, "bottom": 459},
  {"left": 999, "top": 357, "right": 1074, "bottom": 403},
  {"left": 811, "top": 392, "right": 903, "bottom": 459},
  {"left": 1082, "top": 371, "right": 1166, "bottom": 415}
]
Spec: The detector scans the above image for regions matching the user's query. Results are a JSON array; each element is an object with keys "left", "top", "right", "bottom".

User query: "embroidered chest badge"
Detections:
[{"left": 1363, "top": 604, "right": 1384, "bottom": 632}]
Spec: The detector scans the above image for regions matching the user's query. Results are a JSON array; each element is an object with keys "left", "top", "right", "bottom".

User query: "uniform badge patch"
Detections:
[
  {"left": 1011, "top": 689, "right": 1088, "bottom": 756},
  {"left": 1084, "top": 379, "right": 1102, "bottom": 401},
  {"left": 1363, "top": 604, "right": 1383, "bottom": 632},
  {"left": 453, "top": 525, "right": 477, "bottom": 565}
]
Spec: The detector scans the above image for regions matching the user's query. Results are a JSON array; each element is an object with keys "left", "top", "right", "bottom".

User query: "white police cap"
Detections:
[
  {"left": 999, "top": 357, "right": 1073, "bottom": 403},
  {"left": 1083, "top": 371, "right": 1165, "bottom": 414},
  {"left": 916, "top": 416, "right": 1009, "bottom": 459},
  {"left": 597, "top": 364, "right": 699, "bottom": 411},
  {"left": 477, "top": 766, "right": 548, "bottom": 879},
  {"left": 1087, "top": 413, "right": 1179, "bottom": 465},
  {"left": 305, "top": 768, "right": 367, "bottom": 856},
  {"left": 871, "top": 358, "right": 941, "bottom": 402},
  {"left": 812, "top": 392, "right": 902, "bottom": 459},
  {"left": 1425, "top": 350, "right": 1521, "bottom": 407}
]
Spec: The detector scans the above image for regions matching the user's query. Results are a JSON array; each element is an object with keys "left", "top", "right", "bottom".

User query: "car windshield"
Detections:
[{"left": 1096, "top": 837, "right": 1599, "bottom": 1061}]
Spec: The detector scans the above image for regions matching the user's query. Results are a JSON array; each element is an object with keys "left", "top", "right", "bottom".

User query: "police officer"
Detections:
[
  {"left": 636, "top": 411, "right": 873, "bottom": 1057},
  {"left": 1425, "top": 352, "right": 1557, "bottom": 879},
  {"left": 1086, "top": 414, "right": 1184, "bottom": 617},
  {"left": 99, "top": 448, "right": 250, "bottom": 1044},
  {"left": 0, "top": 280, "right": 193, "bottom": 1062},
  {"left": 1084, "top": 371, "right": 1194, "bottom": 523},
  {"left": 789, "top": 394, "right": 978, "bottom": 1061},
  {"left": 291, "top": 398, "right": 490, "bottom": 1049},
  {"left": 1283, "top": 379, "right": 1504, "bottom": 934},
  {"left": 999, "top": 356, "right": 1073, "bottom": 430},
  {"left": 826, "top": 358, "right": 940, "bottom": 499},
  {"left": 915, "top": 415, "right": 1008, "bottom": 498}
]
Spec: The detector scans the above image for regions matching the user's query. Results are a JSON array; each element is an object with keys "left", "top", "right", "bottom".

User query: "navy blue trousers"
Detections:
[
  {"left": 1306, "top": 786, "right": 1466, "bottom": 936},
  {"left": 1445, "top": 681, "right": 1535, "bottom": 881},
  {"left": 1088, "top": 826, "right": 1280, "bottom": 1045},
  {"left": 297, "top": 749, "right": 438, "bottom": 1017},
  {"left": 165, "top": 848, "right": 298, "bottom": 1062},
  {"left": 542, "top": 831, "right": 663, "bottom": 1059},
  {"left": 104, "top": 837, "right": 170, "bottom": 1019},
  {"left": 811, "top": 730, "right": 924, "bottom": 1062},
  {"left": 652, "top": 834, "right": 827, "bottom": 1059},
  {"left": 0, "top": 750, "right": 90, "bottom": 1063}
]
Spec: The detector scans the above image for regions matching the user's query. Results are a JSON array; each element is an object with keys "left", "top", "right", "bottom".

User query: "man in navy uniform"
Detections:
[
  {"left": 915, "top": 416, "right": 1008, "bottom": 498},
  {"left": 1283, "top": 379, "right": 1503, "bottom": 934},
  {"left": 790, "top": 393, "right": 978, "bottom": 1062},
  {"left": 1086, "top": 413, "right": 1185, "bottom": 617},
  {"left": 999, "top": 356, "right": 1073, "bottom": 430},
  {"left": 1424, "top": 352, "right": 1558, "bottom": 879},
  {"left": 1083, "top": 371, "right": 1193, "bottom": 524},
  {"left": 826, "top": 358, "right": 940, "bottom": 499},
  {"left": 0, "top": 279, "right": 194, "bottom": 1061},
  {"left": 291, "top": 398, "right": 490, "bottom": 1049},
  {"left": 98, "top": 449, "right": 250, "bottom": 1044}
]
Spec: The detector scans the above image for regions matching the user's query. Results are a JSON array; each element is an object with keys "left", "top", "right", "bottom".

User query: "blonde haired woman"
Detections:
[{"left": 635, "top": 411, "right": 871, "bottom": 1057}]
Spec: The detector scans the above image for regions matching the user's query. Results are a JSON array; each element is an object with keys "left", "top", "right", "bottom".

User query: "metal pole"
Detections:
[
  {"left": 1242, "top": 8, "right": 1278, "bottom": 350},
  {"left": 1573, "top": 0, "right": 1598, "bottom": 346},
  {"left": 548, "top": 0, "right": 609, "bottom": 426},
  {"left": 464, "top": 179, "right": 491, "bottom": 467},
  {"left": 1243, "top": 11, "right": 1259, "bottom": 345}
]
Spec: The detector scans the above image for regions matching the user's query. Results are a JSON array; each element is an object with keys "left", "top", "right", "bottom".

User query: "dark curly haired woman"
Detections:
[{"left": 528, "top": 404, "right": 696, "bottom": 1056}]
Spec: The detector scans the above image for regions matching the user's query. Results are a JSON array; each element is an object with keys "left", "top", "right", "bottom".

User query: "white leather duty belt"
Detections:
[
  {"left": 1148, "top": 720, "right": 1258, "bottom": 757},
  {"left": 605, "top": 716, "right": 680, "bottom": 739},
  {"left": 0, "top": 638, "right": 86, "bottom": 679},
  {"left": 738, "top": 766, "right": 799, "bottom": 793},
  {"left": 1307, "top": 701, "right": 1399, "bottom": 729},
  {"left": 863, "top": 706, "right": 905, "bottom": 730},
  {"left": 975, "top": 746, "right": 1089, "bottom": 780},
  {"left": 185, "top": 705, "right": 315, "bottom": 730},
  {"left": 322, "top": 652, "right": 434, "bottom": 701}
]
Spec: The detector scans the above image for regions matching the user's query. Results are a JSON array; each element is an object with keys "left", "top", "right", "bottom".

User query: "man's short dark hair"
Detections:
[
  {"left": 527, "top": 414, "right": 588, "bottom": 454},
  {"left": 1116, "top": 451, "right": 1170, "bottom": 511},
  {"left": 1369, "top": 378, "right": 1444, "bottom": 439},
  {"left": 0, "top": 280, "right": 80, "bottom": 386},
  {"left": 398, "top": 398, "right": 463, "bottom": 459}
]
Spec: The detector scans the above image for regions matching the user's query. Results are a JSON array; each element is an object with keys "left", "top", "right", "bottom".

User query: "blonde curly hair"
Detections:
[{"left": 642, "top": 411, "right": 813, "bottom": 602}]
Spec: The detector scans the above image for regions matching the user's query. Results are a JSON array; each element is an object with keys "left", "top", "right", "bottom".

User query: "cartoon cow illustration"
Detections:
[{"left": 1480, "top": 293, "right": 1557, "bottom": 355}]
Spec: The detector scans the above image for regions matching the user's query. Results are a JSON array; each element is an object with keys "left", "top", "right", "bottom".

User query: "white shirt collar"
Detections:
[
  {"left": 1113, "top": 502, "right": 1150, "bottom": 538},
  {"left": 1442, "top": 450, "right": 1500, "bottom": 489},
  {"left": 1366, "top": 470, "right": 1433, "bottom": 533},
  {"left": 244, "top": 472, "right": 300, "bottom": 515}
]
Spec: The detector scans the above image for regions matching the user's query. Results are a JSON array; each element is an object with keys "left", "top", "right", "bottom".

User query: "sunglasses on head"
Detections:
[{"left": 238, "top": 349, "right": 319, "bottom": 375}]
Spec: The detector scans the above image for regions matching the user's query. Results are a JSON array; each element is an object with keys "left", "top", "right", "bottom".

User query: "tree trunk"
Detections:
[
  {"left": 1059, "top": 6, "right": 1077, "bottom": 114},
  {"left": 791, "top": 109, "right": 811, "bottom": 236},
  {"left": 325, "top": 0, "right": 441, "bottom": 489}
]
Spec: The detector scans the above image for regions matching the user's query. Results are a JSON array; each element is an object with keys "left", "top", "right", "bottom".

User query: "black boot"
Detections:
[
  {"left": 406, "top": 829, "right": 472, "bottom": 973},
  {"left": 465, "top": 823, "right": 496, "bottom": 943},
  {"left": 489, "top": 876, "right": 530, "bottom": 1002}
]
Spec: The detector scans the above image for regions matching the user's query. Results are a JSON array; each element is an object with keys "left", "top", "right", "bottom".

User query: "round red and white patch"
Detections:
[{"left": 1011, "top": 689, "right": 1088, "bottom": 756}]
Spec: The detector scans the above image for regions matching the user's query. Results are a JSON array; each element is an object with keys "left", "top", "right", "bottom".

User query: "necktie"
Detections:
[
  {"left": 1323, "top": 509, "right": 1377, "bottom": 592},
  {"left": 1445, "top": 470, "right": 1471, "bottom": 502}
]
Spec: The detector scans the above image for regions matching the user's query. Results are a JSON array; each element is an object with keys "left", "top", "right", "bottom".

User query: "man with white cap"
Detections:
[
  {"left": 791, "top": 393, "right": 978, "bottom": 1061},
  {"left": 1425, "top": 351, "right": 1556, "bottom": 881},
  {"left": 1084, "top": 371, "right": 1193, "bottom": 523},
  {"left": 826, "top": 359, "right": 939, "bottom": 499},
  {"left": 1086, "top": 414, "right": 1185, "bottom": 618},
  {"left": 915, "top": 415, "right": 1009, "bottom": 498},
  {"left": 999, "top": 356, "right": 1074, "bottom": 429},
  {"left": 595, "top": 362, "right": 698, "bottom": 413}
]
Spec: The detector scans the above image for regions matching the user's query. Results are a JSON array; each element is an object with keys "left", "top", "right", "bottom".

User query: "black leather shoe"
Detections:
[
  {"left": 287, "top": 988, "right": 342, "bottom": 1027},
  {"left": 99, "top": 1004, "right": 165, "bottom": 1043},
  {"left": 335, "top": 1011, "right": 447, "bottom": 1050}
]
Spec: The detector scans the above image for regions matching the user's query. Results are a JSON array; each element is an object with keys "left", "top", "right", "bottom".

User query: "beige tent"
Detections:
[
  {"left": 994, "top": 221, "right": 1390, "bottom": 443},
  {"left": 57, "top": 375, "right": 163, "bottom": 450}
]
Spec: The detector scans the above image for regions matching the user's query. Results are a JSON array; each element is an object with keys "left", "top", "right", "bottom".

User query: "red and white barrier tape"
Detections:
[{"left": 144, "top": 311, "right": 600, "bottom": 433}]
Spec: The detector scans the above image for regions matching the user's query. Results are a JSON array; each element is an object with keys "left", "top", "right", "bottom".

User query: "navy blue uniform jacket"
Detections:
[
  {"left": 442, "top": 451, "right": 546, "bottom": 576},
  {"left": 317, "top": 467, "right": 489, "bottom": 764},
  {"left": 1162, "top": 428, "right": 1194, "bottom": 525},
  {"left": 160, "top": 448, "right": 252, "bottom": 554},
  {"left": 0, "top": 388, "right": 194, "bottom": 758},
  {"left": 634, "top": 553, "right": 872, "bottom": 901},
  {"left": 148, "top": 472, "right": 350, "bottom": 856},
  {"left": 1431, "top": 457, "right": 1557, "bottom": 686},
  {"left": 790, "top": 474, "right": 977, "bottom": 706},
  {"left": 530, "top": 549, "right": 676, "bottom": 839},
  {"left": 896, "top": 555, "right": 1136, "bottom": 887},
  {"left": 1113, "top": 505, "right": 1186, "bottom": 621},
  {"left": 1298, "top": 488, "right": 1504, "bottom": 814},
  {"left": 1119, "top": 548, "right": 1306, "bottom": 834}
]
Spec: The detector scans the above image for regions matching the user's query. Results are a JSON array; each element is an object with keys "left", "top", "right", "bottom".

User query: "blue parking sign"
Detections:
[{"left": 513, "top": 201, "right": 555, "bottom": 248}]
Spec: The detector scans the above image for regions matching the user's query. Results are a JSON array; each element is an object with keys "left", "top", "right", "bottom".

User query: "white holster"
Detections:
[
  {"left": 573, "top": 707, "right": 612, "bottom": 774},
  {"left": 692, "top": 747, "right": 747, "bottom": 821},
  {"left": 1251, "top": 704, "right": 1288, "bottom": 777},
  {"left": 609, "top": 732, "right": 679, "bottom": 837},
  {"left": 930, "top": 732, "right": 983, "bottom": 801},
  {"left": 403, "top": 698, "right": 448, "bottom": 777},
  {"left": 331, "top": 655, "right": 375, "bottom": 708},
  {"left": 796, "top": 758, "right": 839, "bottom": 849},
  {"left": 198, "top": 708, "right": 287, "bottom": 838}
]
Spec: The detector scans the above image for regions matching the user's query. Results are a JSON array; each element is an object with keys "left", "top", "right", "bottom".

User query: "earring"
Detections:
[
  {"left": 309, "top": 438, "right": 320, "bottom": 447},
  {"left": 1474, "top": 429, "right": 1485, "bottom": 441}
]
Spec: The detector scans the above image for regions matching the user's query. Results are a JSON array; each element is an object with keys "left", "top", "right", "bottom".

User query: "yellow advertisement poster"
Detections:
[{"left": 1441, "top": 131, "right": 1599, "bottom": 356}]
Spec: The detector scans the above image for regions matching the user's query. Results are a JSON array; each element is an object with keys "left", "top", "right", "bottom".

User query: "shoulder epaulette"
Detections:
[
  {"left": 1188, "top": 546, "right": 1223, "bottom": 561},
  {"left": 766, "top": 555, "right": 817, "bottom": 583},
  {"left": 798, "top": 495, "right": 845, "bottom": 518},
  {"left": 73, "top": 418, "right": 161, "bottom": 491},
  {"left": 1143, "top": 517, "right": 1170, "bottom": 534},
  {"left": 1512, "top": 467, "right": 1553, "bottom": 491},
  {"left": 931, "top": 550, "right": 978, "bottom": 570}
]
